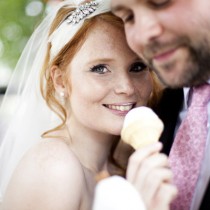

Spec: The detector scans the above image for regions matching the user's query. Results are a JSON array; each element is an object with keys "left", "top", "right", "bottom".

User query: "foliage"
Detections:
[{"left": 0, "top": 0, "right": 46, "bottom": 69}]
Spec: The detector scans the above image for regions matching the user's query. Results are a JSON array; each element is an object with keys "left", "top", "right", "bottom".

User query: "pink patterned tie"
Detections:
[{"left": 169, "top": 84, "right": 210, "bottom": 210}]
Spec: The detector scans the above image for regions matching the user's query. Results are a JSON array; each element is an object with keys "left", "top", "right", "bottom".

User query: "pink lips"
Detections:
[{"left": 108, "top": 108, "right": 130, "bottom": 117}]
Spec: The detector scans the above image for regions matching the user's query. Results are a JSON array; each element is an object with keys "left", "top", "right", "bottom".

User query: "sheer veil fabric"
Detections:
[{"left": 0, "top": 0, "right": 111, "bottom": 202}]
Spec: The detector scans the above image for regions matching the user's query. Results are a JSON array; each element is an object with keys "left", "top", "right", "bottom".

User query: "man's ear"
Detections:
[{"left": 50, "top": 65, "right": 66, "bottom": 95}]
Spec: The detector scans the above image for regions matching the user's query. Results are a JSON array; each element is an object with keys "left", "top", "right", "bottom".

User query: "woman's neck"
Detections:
[{"left": 65, "top": 118, "right": 119, "bottom": 174}]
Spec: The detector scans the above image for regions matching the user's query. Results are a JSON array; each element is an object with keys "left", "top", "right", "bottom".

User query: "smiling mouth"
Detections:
[
  {"left": 104, "top": 103, "right": 136, "bottom": 112},
  {"left": 153, "top": 48, "right": 177, "bottom": 61}
]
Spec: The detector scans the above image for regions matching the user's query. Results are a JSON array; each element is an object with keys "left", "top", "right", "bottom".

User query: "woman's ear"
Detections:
[{"left": 50, "top": 65, "right": 67, "bottom": 96}]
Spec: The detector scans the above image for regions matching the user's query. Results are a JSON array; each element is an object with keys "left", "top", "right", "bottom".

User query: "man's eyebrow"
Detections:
[{"left": 111, "top": 5, "right": 125, "bottom": 14}]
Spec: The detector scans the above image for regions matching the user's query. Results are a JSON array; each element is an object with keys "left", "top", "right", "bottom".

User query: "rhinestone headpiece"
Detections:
[
  {"left": 49, "top": 0, "right": 111, "bottom": 61},
  {"left": 66, "top": 1, "right": 98, "bottom": 24}
]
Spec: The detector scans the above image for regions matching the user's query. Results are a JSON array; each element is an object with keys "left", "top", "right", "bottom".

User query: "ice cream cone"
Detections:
[{"left": 121, "top": 107, "right": 164, "bottom": 150}]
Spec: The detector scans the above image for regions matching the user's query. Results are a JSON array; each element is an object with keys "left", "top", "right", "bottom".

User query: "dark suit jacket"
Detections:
[{"left": 154, "top": 88, "right": 210, "bottom": 210}]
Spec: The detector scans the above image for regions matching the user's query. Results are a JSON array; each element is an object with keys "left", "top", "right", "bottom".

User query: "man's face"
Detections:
[{"left": 111, "top": 0, "right": 210, "bottom": 88}]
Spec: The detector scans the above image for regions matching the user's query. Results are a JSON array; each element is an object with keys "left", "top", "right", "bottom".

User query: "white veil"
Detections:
[{"left": 0, "top": 0, "right": 111, "bottom": 202}]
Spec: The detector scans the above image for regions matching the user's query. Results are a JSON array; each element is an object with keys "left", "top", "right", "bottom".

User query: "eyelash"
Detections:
[
  {"left": 119, "top": 0, "right": 171, "bottom": 23},
  {"left": 123, "top": 13, "right": 134, "bottom": 24},
  {"left": 130, "top": 62, "right": 148, "bottom": 72},
  {"left": 89, "top": 62, "right": 147, "bottom": 75},
  {"left": 89, "top": 64, "right": 109, "bottom": 74},
  {"left": 148, "top": 0, "right": 171, "bottom": 8}
]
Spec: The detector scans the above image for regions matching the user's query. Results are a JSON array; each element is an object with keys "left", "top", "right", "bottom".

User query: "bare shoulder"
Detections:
[
  {"left": 25, "top": 138, "right": 83, "bottom": 172},
  {"left": 16, "top": 138, "right": 84, "bottom": 183},
  {"left": 2, "top": 139, "right": 85, "bottom": 210}
]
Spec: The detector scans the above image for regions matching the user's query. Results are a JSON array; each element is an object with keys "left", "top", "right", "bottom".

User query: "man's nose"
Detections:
[{"left": 127, "top": 9, "right": 163, "bottom": 51}]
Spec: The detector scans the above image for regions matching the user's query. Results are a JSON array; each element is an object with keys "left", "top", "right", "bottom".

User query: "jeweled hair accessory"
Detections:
[
  {"left": 48, "top": 0, "right": 111, "bottom": 61},
  {"left": 66, "top": 1, "right": 98, "bottom": 24}
]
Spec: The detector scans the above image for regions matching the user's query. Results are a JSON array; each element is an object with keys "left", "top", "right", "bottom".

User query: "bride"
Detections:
[{"left": 0, "top": 0, "right": 177, "bottom": 209}]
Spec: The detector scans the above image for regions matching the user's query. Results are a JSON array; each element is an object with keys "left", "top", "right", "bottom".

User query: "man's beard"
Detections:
[{"left": 143, "top": 37, "right": 210, "bottom": 88}]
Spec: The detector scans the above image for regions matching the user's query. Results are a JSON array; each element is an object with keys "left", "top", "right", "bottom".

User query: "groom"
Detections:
[{"left": 111, "top": 0, "right": 210, "bottom": 210}]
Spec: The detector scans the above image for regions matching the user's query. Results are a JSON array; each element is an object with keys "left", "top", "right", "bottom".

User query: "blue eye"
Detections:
[
  {"left": 89, "top": 64, "right": 109, "bottom": 74},
  {"left": 130, "top": 62, "right": 148, "bottom": 72}
]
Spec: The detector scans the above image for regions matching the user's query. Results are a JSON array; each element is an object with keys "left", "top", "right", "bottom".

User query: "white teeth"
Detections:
[{"left": 107, "top": 104, "right": 133, "bottom": 111}]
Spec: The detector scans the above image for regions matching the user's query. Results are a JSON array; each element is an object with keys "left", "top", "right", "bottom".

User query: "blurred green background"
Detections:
[
  {"left": 0, "top": 0, "right": 46, "bottom": 68},
  {"left": 0, "top": 0, "right": 62, "bottom": 89}
]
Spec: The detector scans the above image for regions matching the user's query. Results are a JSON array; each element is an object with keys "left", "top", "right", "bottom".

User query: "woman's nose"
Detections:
[{"left": 114, "top": 74, "right": 135, "bottom": 96}]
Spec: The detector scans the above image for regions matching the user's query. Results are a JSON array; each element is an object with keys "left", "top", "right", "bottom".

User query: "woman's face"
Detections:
[{"left": 67, "top": 20, "right": 153, "bottom": 136}]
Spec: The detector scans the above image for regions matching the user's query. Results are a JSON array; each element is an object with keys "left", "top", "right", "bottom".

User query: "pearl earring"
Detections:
[
  {"left": 60, "top": 92, "right": 65, "bottom": 97},
  {"left": 58, "top": 91, "right": 66, "bottom": 104}
]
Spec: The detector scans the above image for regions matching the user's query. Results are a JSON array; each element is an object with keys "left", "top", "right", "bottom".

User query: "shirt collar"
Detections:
[
  {"left": 183, "top": 87, "right": 190, "bottom": 109},
  {"left": 183, "top": 79, "right": 210, "bottom": 108}
]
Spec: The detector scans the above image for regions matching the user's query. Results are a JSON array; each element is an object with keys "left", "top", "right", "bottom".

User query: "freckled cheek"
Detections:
[
  {"left": 134, "top": 73, "right": 153, "bottom": 103},
  {"left": 69, "top": 90, "right": 101, "bottom": 120},
  {"left": 72, "top": 82, "right": 109, "bottom": 106}
]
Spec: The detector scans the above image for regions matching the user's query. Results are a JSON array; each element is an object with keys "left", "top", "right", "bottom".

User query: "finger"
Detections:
[
  {"left": 150, "top": 183, "right": 178, "bottom": 210},
  {"left": 133, "top": 153, "right": 170, "bottom": 184},
  {"left": 126, "top": 142, "right": 163, "bottom": 182},
  {"left": 136, "top": 168, "right": 174, "bottom": 208},
  {"left": 127, "top": 152, "right": 169, "bottom": 185}
]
